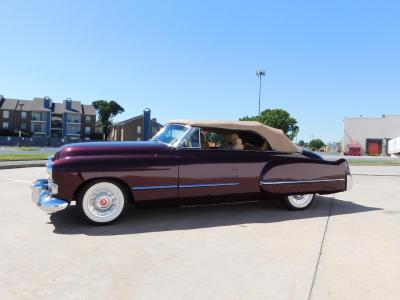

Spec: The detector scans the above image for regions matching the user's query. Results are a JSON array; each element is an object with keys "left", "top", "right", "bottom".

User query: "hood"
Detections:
[{"left": 54, "top": 141, "right": 171, "bottom": 160}]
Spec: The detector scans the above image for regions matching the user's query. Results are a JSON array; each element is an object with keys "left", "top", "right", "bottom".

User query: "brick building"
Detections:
[
  {"left": 0, "top": 96, "right": 96, "bottom": 140},
  {"left": 109, "top": 108, "right": 163, "bottom": 141}
]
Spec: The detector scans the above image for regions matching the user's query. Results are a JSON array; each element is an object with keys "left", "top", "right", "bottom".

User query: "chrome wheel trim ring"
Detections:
[
  {"left": 82, "top": 182, "right": 125, "bottom": 223},
  {"left": 287, "top": 194, "right": 314, "bottom": 208}
]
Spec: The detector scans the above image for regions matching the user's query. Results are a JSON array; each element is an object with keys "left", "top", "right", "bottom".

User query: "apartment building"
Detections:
[{"left": 0, "top": 96, "right": 96, "bottom": 139}]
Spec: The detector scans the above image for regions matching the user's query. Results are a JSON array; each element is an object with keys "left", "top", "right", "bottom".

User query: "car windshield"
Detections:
[{"left": 151, "top": 124, "right": 189, "bottom": 146}]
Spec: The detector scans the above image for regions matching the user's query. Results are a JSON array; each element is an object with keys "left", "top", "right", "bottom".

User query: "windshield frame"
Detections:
[{"left": 151, "top": 123, "right": 192, "bottom": 147}]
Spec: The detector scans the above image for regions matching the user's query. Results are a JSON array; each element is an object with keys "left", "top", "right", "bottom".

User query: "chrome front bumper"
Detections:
[
  {"left": 31, "top": 179, "right": 68, "bottom": 213},
  {"left": 346, "top": 174, "right": 353, "bottom": 191}
]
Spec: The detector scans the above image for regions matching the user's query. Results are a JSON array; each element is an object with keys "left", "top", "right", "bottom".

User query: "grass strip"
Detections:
[{"left": 0, "top": 153, "right": 52, "bottom": 161}]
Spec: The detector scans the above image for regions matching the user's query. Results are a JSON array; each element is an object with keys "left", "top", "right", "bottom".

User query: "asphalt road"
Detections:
[{"left": 0, "top": 167, "right": 399, "bottom": 299}]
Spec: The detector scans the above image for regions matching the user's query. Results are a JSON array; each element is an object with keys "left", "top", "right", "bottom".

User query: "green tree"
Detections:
[
  {"left": 309, "top": 139, "right": 325, "bottom": 150},
  {"left": 92, "top": 100, "right": 124, "bottom": 140},
  {"left": 298, "top": 140, "right": 305, "bottom": 147},
  {"left": 240, "top": 108, "right": 299, "bottom": 140}
]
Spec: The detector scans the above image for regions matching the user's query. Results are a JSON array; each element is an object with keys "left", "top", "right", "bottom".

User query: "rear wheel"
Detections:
[
  {"left": 77, "top": 180, "right": 127, "bottom": 224},
  {"left": 281, "top": 194, "right": 315, "bottom": 210}
]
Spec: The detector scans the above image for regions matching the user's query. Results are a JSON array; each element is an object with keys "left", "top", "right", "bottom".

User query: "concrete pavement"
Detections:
[{"left": 0, "top": 167, "right": 399, "bottom": 299}]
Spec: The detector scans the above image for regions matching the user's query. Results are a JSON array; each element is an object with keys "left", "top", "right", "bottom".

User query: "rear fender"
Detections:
[{"left": 260, "top": 159, "right": 347, "bottom": 195}]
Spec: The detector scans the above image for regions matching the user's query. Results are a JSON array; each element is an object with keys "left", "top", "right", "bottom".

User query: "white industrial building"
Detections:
[
  {"left": 389, "top": 136, "right": 400, "bottom": 156},
  {"left": 343, "top": 115, "right": 400, "bottom": 156}
]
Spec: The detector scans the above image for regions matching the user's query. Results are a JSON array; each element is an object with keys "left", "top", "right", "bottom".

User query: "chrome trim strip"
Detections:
[
  {"left": 179, "top": 182, "right": 240, "bottom": 188},
  {"left": 132, "top": 182, "right": 240, "bottom": 190},
  {"left": 132, "top": 185, "right": 178, "bottom": 190},
  {"left": 260, "top": 178, "right": 345, "bottom": 185}
]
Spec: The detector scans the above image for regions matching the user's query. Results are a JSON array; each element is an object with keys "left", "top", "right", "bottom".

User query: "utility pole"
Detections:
[
  {"left": 256, "top": 69, "right": 266, "bottom": 115},
  {"left": 17, "top": 103, "right": 24, "bottom": 139}
]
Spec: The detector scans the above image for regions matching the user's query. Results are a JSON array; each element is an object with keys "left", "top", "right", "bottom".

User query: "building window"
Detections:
[
  {"left": 67, "top": 124, "right": 81, "bottom": 135},
  {"left": 21, "top": 122, "right": 26, "bottom": 130},
  {"left": 67, "top": 113, "right": 81, "bottom": 123},
  {"left": 137, "top": 126, "right": 142, "bottom": 134},
  {"left": 21, "top": 111, "right": 27, "bottom": 119},
  {"left": 32, "top": 123, "right": 45, "bottom": 133},
  {"left": 3, "top": 121, "right": 9, "bottom": 129},
  {"left": 32, "top": 111, "right": 46, "bottom": 121},
  {"left": 3, "top": 111, "right": 9, "bottom": 118},
  {"left": 85, "top": 115, "right": 91, "bottom": 122},
  {"left": 85, "top": 127, "right": 90, "bottom": 134}
]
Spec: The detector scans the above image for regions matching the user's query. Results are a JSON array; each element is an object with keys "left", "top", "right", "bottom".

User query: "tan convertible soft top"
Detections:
[{"left": 168, "top": 119, "right": 301, "bottom": 153}]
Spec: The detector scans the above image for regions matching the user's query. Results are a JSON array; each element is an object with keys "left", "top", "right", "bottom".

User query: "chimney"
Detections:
[
  {"left": 44, "top": 96, "right": 52, "bottom": 109},
  {"left": 65, "top": 98, "right": 72, "bottom": 110},
  {"left": 143, "top": 108, "right": 151, "bottom": 141}
]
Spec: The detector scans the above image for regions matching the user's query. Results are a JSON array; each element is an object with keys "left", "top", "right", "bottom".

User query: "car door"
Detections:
[
  {"left": 178, "top": 128, "right": 241, "bottom": 198},
  {"left": 228, "top": 150, "right": 274, "bottom": 194}
]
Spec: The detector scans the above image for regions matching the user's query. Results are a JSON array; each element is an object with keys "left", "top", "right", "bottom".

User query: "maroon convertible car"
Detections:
[{"left": 32, "top": 120, "right": 352, "bottom": 224}]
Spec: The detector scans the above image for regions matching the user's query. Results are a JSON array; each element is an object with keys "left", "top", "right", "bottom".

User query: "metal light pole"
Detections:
[
  {"left": 256, "top": 69, "right": 266, "bottom": 115},
  {"left": 17, "top": 103, "right": 24, "bottom": 139}
]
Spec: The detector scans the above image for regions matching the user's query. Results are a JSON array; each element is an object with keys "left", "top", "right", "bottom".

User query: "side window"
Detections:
[
  {"left": 202, "top": 129, "right": 271, "bottom": 151},
  {"left": 238, "top": 131, "right": 271, "bottom": 151},
  {"left": 183, "top": 128, "right": 200, "bottom": 148},
  {"left": 201, "top": 129, "right": 226, "bottom": 149}
]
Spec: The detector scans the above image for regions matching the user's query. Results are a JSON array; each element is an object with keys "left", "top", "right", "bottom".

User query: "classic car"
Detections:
[{"left": 32, "top": 120, "right": 352, "bottom": 224}]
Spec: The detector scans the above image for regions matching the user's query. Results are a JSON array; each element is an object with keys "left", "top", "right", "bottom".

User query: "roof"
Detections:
[
  {"left": 62, "top": 100, "right": 83, "bottom": 113},
  {"left": 168, "top": 119, "right": 300, "bottom": 153},
  {"left": 0, "top": 98, "right": 19, "bottom": 110},
  {"left": 82, "top": 104, "right": 97, "bottom": 115},
  {"left": 32, "top": 98, "right": 51, "bottom": 111},
  {"left": 0, "top": 97, "right": 96, "bottom": 115},
  {"left": 113, "top": 115, "right": 142, "bottom": 126},
  {"left": 0, "top": 98, "right": 34, "bottom": 111},
  {"left": 52, "top": 103, "right": 65, "bottom": 114},
  {"left": 17, "top": 100, "right": 33, "bottom": 111},
  {"left": 112, "top": 115, "right": 163, "bottom": 127}
]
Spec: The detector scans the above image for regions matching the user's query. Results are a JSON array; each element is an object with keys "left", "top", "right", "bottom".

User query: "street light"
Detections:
[
  {"left": 17, "top": 103, "right": 24, "bottom": 138},
  {"left": 256, "top": 69, "right": 266, "bottom": 115}
]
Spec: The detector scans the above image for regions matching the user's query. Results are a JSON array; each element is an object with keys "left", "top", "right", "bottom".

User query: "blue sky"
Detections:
[{"left": 1, "top": 0, "right": 399, "bottom": 142}]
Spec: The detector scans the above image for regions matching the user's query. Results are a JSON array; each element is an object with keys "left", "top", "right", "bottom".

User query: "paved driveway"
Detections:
[{"left": 0, "top": 167, "right": 399, "bottom": 299}]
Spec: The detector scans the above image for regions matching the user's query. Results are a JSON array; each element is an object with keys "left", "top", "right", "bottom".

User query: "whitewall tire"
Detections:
[
  {"left": 281, "top": 194, "right": 315, "bottom": 210},
  {"left": 78, "top": 180, "right": 127, "bottom": 224}
]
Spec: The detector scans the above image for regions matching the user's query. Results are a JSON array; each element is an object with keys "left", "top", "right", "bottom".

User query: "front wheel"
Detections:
[
  {"left": 78, "top": 180, "right": 127, "bottom": 224},
  {"left": 281, "top": 194, "right": 315, "bottom": 210}
]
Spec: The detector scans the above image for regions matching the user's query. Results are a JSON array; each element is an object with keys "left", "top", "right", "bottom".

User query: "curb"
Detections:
[{"left": 0, "top": 161, "right": 46, "bottom": 170}]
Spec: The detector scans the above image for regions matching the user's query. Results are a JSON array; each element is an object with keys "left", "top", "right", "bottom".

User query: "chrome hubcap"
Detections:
[
  {"left": 288, "top": 194, "right": 313, "bottom": 208},
  {"left": 88, "top": 188, "right": 119, "bottom": 218}
]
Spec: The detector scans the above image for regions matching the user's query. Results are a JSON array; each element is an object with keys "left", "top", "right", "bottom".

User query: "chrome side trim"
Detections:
[
  {"left": 132, "top": 185, "right": 178, "bottom": 190},
  {"left": 260, "top": 178, "right": 345, "bottom": 185},
  {"left": 131, "top": 182, "right": 240, "bottom": 190},
  {"left": 179, "top": 182, "right": 240, "bottom": 188}
]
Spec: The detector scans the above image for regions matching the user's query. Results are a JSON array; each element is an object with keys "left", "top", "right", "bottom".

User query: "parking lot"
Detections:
[{"left": 1, "top": 166, "right": 399, "bottom": 300}]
